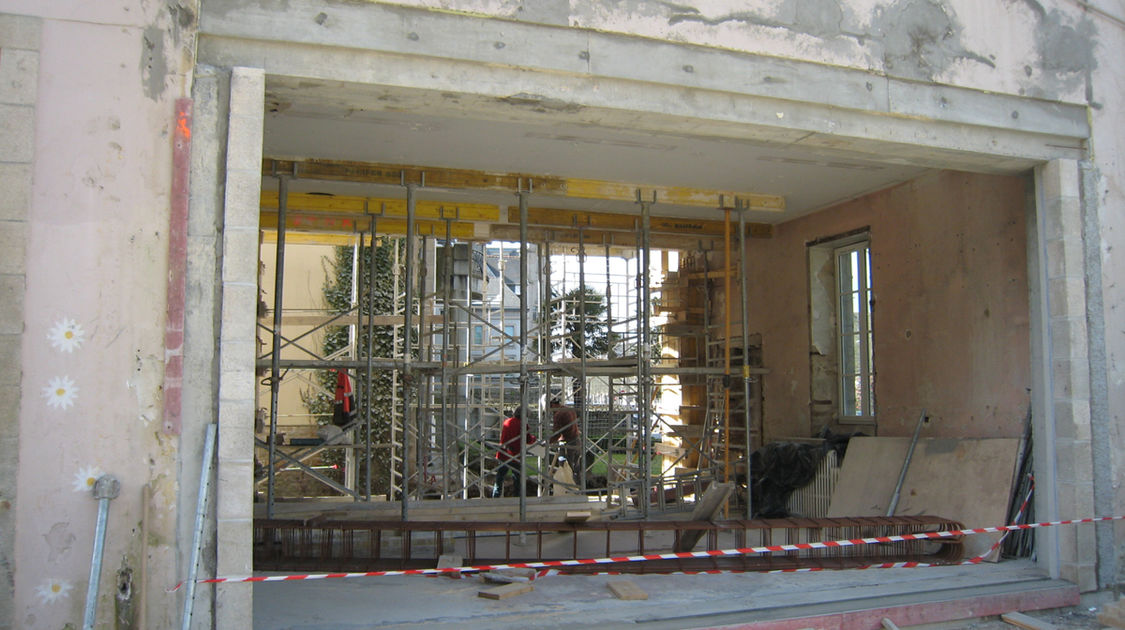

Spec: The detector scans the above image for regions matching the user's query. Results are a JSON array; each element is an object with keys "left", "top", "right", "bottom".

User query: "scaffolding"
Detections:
[{"left": 254, "top": 170, "right": 765, "bottom": 523}]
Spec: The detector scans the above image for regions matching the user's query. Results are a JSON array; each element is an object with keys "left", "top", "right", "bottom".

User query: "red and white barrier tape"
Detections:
[{"left": 168, "top": 513, "right": 1122, "bottom": 591}]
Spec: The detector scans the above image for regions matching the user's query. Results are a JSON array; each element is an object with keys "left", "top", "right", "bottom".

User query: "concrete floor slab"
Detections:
[{"left": 253, "top": 559, "right": 1075, "bottom": 629}]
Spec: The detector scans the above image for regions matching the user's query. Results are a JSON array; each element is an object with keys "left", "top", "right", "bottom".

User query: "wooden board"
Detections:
[
  {"left": 827, "top": 437, "right": 1021, "bottom": 561},
  {"left": 1000, "top": 611, "right": 1056, "bottom": 629},
  {"left": 478, "top": 582, "right": 533, "bottom": 600},
  {"left": 674, "top": 482, "right": 733, "bottom": 552},
  {"left": 607, "top": 580, "right": 648, "bottom": 600}
]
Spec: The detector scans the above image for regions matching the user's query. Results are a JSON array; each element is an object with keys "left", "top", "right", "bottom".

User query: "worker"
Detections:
[
  {"left": 492, "top": 407, "right": 536, "bottom": 498},
  {"left": 550, "top": 398, "right": 588, "bottom": 485}
]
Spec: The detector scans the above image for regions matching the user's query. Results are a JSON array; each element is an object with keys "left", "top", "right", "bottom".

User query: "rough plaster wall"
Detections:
[
  {"left": 8, "top": 2, "right": 195, "bottom": 627},
  {"left": 746, "top": 171, "right": 1031, "bottom": 442},
  {"left": 1085, "top": 3, "right": 1125, "bottom": 584}
]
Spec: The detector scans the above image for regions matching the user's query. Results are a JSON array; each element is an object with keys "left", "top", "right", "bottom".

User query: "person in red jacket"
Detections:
[{"left": 492, "top": 407, "right": 536, "bottom": 498}]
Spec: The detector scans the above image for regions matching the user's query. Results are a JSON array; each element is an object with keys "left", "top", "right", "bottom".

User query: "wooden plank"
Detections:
[
  {"left": 478, "top": 582, "right": 533, "bottom": 600},
  {"left": 1098, "top": 607, "right": 1125, "bottom": 630},
  {"left": 481, "top": 568, "right": 536, "bottom": 583},
  {"left": 1000, "top": 611, "right": 1056, "bottom": 629},
  {"left": 674, "top": 482, "right": 734, "bottom": 552},
  {"left": 607, "top": 580, "right": 648, "bottom": 600},
  {"left": 564, "top": 511, "right": 591, "bottom": 523},
  {"left": 827, "top": 437, "right": 1021, "bottom": 561},
  {"left": 436, "top": 554, "right": 463, "bottom": 569}
]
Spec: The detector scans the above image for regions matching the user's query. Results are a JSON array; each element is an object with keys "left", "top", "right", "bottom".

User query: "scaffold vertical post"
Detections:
[
  {"left": 737, "top": 199, "right": 753, "bottom": 519},
  {"left": 637, "top": 189, "right": 654, "bottom": 518},
  {"left": 517, "top": 182, "right": 531, "bottom": 522},
  {"left": 402, "top": 181, "right": 417, "bottom": 520},
  {"left": 577, "top": 225, "right": 589, "bottom": 493},
  {"left": 267, "top": 173, "right": 289, "bottom": 519}
]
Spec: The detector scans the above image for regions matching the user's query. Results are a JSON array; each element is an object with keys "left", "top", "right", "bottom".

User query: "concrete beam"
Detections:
[{"left": 198, "top": 0, "right": 1088, "bottom": 170}]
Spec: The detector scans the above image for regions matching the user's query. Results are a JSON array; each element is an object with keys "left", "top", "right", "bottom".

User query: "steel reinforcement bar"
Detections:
[{"left": 253, "top": 515, "right": 963, "bottom": 574}]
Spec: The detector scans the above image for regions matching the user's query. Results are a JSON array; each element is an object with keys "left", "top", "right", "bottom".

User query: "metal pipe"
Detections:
[
  {"left": 365, "top": 226, "right": 377, "bottom": 500},
  {"left": 83, "top": 475, "right": 120, "bottom": 630},
  {"left": 402, "top": 183, "right": 416, "bottom": 520},
  {"left": 604, "top": 243, "right": 614, "bottom": 419},
  {"left": 723, "top": 207, "right": 732, "bottom": 492},
  {"left": 577, "top": 226, "right": 588, "bottom": 493},
  {"left": 441, "top": 218, "right": 453, "bottom": 501},
  {"left": 518, "top": 187, "right": 530, "bottom": 522},
  {"left": 267, "top": 174, "right": 289, "bottom": 518},
  {"left": 737, "top": 200, "right": 754, "bottom": 519},
  {"left": 181, "top": 423, "right": 217, "bottom": 630},
  {"left": 887, "top": 409, "right": 927, "bottom": 516},
  {"left": 637, "top": 191, "right": 654, "bottom": 518}
]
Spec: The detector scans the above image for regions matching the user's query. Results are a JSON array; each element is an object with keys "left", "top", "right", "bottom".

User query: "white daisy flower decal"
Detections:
[
  {"left": 35, "top": 578, "right": 73, "bottom": 603},
  {"left": 42, "top": 376, "right": 78, "bottom": 410},
  {"left": 48, "top": 318, "right": 86, "bottom": 353},
  {"left": 74, "top": 465, "right": 104, "bottom": 493}
]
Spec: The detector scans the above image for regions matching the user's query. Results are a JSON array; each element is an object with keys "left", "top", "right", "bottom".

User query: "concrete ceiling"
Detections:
[{"left": 262, "top": 79, "right": 932, "bottom": 225}]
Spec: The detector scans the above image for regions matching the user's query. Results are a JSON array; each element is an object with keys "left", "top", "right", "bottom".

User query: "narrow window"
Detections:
[{"left": 835, "top": 241, "right": 874, "bottom": 418}]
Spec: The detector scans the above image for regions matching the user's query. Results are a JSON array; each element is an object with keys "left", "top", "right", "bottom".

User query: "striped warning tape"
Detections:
[{"left": 167, "top": 514, "right": 1122, "bottom": 591}]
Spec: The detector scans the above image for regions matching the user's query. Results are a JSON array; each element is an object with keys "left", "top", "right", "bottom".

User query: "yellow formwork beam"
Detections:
[
  {"left": 562, "top": 179, "right": 783, "bottom": 212},
  {"left": 263, "top": 158, "right": 785, "bottom": 211},
  {"left": 508, "top": 207, "right": 773, "bottom": 238},
  {"left": 260, "top": 191, "right": 501, "bottom": 222},
  {"left": 259, "top": 212, "right": 477, "bottom": 239}
]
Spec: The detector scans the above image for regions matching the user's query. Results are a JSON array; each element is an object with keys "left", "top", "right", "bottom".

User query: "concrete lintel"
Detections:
[
  {"left": 198, "top": 35, "right": 1085, "bottom": 173},
  {"left": 199, "top": 0, "right": 1088, "bottom": 141}
]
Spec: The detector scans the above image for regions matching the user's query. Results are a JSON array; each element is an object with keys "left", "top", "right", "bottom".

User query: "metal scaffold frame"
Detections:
[{"left": 255, "top": 170, "right": 763, "bottom": 523}]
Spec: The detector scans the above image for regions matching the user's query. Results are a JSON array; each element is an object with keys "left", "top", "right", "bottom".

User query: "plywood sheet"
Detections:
[{"left": 827, "top": 437, "right": 1021, "bottom": 561}]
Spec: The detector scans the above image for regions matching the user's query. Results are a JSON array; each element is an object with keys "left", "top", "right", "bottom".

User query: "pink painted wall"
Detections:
[{"left": 748, "top": 170, "right": 1031, "bottom": 440}]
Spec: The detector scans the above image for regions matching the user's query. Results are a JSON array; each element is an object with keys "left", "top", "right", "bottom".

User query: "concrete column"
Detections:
[
  {"left": 1034, "top": 159, "right": 1097, "bottom": 592},
  {"left": 215, "top": 66, "right": 264, "bottom": 628},
  {"left": 181, "top": 65, "right": 230, "bottom": 630},
  {"left": 0, "top": 13, "right": 39, "bottom": 629}
]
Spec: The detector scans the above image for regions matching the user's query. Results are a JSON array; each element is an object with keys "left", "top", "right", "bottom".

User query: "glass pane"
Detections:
[
  {"left": 865, "top": 248, "right": 872, "bottom": 288},
  {"left": 842, "top": 375, "right": 857, "bottom": 415},
  {"left": 849, "top": 334, "right": 862, "bottom": 374},
  {"left": 837, "top": 251, "right": 855, "bottom": 295}
]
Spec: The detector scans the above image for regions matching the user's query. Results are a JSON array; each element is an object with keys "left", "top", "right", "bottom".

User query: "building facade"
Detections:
[{"left": 0, "top": 1, "right": 1122, "bottom": 627}]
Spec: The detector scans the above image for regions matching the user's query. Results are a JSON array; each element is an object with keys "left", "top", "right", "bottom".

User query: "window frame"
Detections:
[{"left": 833, "top": 239, "right": 875, "bottom": 420}]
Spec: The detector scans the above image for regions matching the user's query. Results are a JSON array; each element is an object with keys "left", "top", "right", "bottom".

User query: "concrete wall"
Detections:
[
  {"left": 746, "top": 170, "right": 1031, "bottom": 441},
  {"left": 0, "top": 1, "right": 195, "bottom": 628}
]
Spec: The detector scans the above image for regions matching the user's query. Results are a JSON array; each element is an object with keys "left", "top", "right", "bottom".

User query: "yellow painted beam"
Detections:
[
  {"left": 261, "top": 231, "right": 357, "bottom": 246},
  {"left": 263, "top": 158, "right": 785, "bottom": 211},
  {"left": 264, "top": 158, "right": 565, "bottom": 194},
  {"left": 563, "top": 179, "right": 784, "bottom": 212},
  {"left": 260, "top": 191, "right": 501, "bottom": 222},
  {"left": 488, "top": 224, "right": 728, "bottom": 250},
  {"left": 260, "top": 212, "right": 477, "bottom": 239},
  {"left": 508, "top": 207, "right": 774, "bottom": 238}
]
